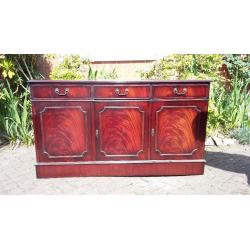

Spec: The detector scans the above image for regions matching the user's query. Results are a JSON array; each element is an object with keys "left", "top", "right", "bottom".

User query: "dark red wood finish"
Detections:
[
  {"left": 36, "top": 162, "right": 204, "bottom": 178},
  {"left": 153, "top": 84, "right": 209, "bottom": 98},
  {"left": 31, "top": 85, "right": 91, "bottom": 99},
  {"left": 29, "top": 80, "right": 210, "bottom": 178},
  {"left": 151, "top": 100, "right": 208, "bottom": 160},
  {"left": 94, "top": 101, "right": 149, "bottom": 160},
  {"left": 31, "top": 101, "right": 92, "bottom": 162},
  {"left": 94, "top": 85, "right": 150, "bottom": 99}
]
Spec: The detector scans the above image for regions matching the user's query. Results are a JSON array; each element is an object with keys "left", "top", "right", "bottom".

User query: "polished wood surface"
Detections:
[
  {"left": 31, "top": 85, "right": 91, "bottom": 99},
  {"left": 36, "top": 162, "right": 204, "bottom": 178},
  {"left": 151, "top": 100, "right": 208, "bottom": 160},
  {"left": 153, "top": 84, "right": 209, "bottom": 98},
  {"left": 94, "top": 85, "right": 150, "bottom": 98},
  {"left": 95, "top": 101, "right": 149, "bottom": 160},
  {"left": 29, "top": 80, "right": 210, "bottom": 178},
  {"left": 32, "top": 101, "right": 92, "bottom": 162}
]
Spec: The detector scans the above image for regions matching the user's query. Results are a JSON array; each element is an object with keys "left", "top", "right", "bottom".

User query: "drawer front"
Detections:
[
  {"left": 153, "top": 84, "right": 209, "bottom": 98},
  {"left": 94, "top": 85, "right": 150, "bottom": 99},
  {"left": 31, "top": 85, "right": 91, "bottom": 99}
]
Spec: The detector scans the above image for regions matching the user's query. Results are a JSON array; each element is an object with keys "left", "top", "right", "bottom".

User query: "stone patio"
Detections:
[{"left": 0, "top": 144, "right": 249, "bottom": 194}]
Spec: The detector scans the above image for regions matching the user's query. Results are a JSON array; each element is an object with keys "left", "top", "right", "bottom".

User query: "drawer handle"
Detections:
[
  {"left": 55, "top": 88, "right": 69, "bottom": 96},
  {"left": 115, "top": 87, "right": 129, "bottom": 96},
  {"left": 173, "top": 87, "right": 187, "bottom": 95}
]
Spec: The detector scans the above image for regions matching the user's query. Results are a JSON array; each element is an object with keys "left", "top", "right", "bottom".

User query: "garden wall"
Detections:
[{"left": 37, "top": 57, "right": 156, "bottom": 80}]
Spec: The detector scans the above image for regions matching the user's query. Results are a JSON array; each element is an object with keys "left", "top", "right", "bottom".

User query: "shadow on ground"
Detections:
[{"left": 206, "top": 151, "right": 250, "bottom": 186}]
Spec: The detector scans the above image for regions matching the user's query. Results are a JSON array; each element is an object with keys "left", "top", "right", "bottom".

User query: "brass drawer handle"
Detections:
[
  {"left": 55, "top": 88, "right": 69, "bottom": 96},
  {"left": 173, "top": 87, "right": 187, "bottom": 95},
  {"left": 115, "top": 87, "right": 129, "bottom": 96}
]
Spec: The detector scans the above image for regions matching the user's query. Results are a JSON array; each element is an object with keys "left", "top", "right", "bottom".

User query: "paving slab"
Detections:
[{"left": 0, "top": 144, "right": 249, "bottom": 194}]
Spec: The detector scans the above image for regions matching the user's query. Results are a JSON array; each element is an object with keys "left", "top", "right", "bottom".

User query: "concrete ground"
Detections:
[{"left": 0, "top": 144, "right": 249, "bottom": 194}]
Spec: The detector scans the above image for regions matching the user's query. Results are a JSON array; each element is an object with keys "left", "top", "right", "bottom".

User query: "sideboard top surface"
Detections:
[{"left": 28, "top": 80, "right": 211, "bottom": 85}]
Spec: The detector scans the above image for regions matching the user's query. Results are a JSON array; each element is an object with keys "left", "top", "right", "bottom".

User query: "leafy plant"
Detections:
[
  {"left": 50, "top": 55, "right": 119, "bottom": 80},
  {"left": 141, "top": 54, "right": 250, "bottom": 140},
  {"left": 0, "top": 80, "right": 33, "bottom": 145},
  {"left": 87, "top": 66, "right": 119, "bottom": 80},
  {"left": 230, "top": 127, "right": 250, "bottom": 145},
  {"left": 87, "top": 65, "right": 98, "bottom": 80},
  {"left": 0, "top": 59, "right": 15, "bottom": 79},
  {"left": 141, "top": 54, "right": 223, "bottom": 81},
  {"left": 100, "top": 68, "right": 118, "bottom": 80},
  {"left": 1, "top": 54, "right": 44, "bottom": 82},
  {"left": 0, "top": 54, "right": 43, "bottom": 145},
  {"left": 50, "top": 55, "right": 89, "bottom": 80}
]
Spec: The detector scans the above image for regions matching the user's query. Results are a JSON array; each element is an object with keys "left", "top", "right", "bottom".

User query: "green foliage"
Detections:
[
  {"left": 89, "top": 67, "right": 118, "bottom": 80},
  {"left": 230, "top": 127, "right": 250, "bottom": 145},
  {"left": 87, "top": 65, "right": 98, "bottom": 80},
  {"left": 225, "top": 54, "right": 250, "bottom": 85},
  {"left": 1, "top": 54, "right": 44, "bottom": 83},
  {"left": 100, "top": 68, "right": 118, "bottom": 80},
  {"left": 50, "top": 55, "right": 119, "bottom": 80},
  {"left": 141, "top": 54, "right": 223, "bottom": 80},
  {"left": 141, "top": 54, "right": 250, "bottom": 140},
  {"left": 0, "top": 54, "right": 43, "bottom": 145},
  {"left": 0, "top": 59, "right": 15, "bottom": 79},
  {"left": 50, "top": 55, "right": 89, "bottom": 80},
  {"left": 0, "top": 80, "right": 33, "bottom": 145}
]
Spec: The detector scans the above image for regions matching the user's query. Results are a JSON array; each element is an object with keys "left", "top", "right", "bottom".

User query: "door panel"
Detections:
[
  {"left": 95, "top": 101, "right": 149, "bottom": 160},
  {"left": 151, "top": 101, "right": 208, "bottom": 160},
  {"left": 32, "top": 101, "right": 92, "bottom": 162}
]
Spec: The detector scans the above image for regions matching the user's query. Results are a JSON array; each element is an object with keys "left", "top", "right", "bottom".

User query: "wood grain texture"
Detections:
[
  {"left": 30, "top": 80, "right": 210, "bottom": 178},
  {"left": 95, "top": 101, "right": 149, "bottom": 160},
  {"left": 40, "top": 106, "right": 87, "bottom": 158},
  {"left": 155, "top": 106, "right": 200, "bottom": 155},
  {"left": 151, "top": 100, "right": 208, "bottom": 160},
  {"left": 31, "top": 85, "right": 91, "bottom": 99},
  {"left": 94, "top": 85, "right": 150, "bottom": 98},
  {"left": 153, "top": 84, "right": 209, "bottom": 98},
  {"left": 32, "top": 101, "right": 92, "bottom": 162},
  {"left": 36, "top": 162, "right": 205, "bottom": 178}
]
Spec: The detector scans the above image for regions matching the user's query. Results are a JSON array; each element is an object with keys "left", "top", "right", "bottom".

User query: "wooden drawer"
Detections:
[
  {"left": 94, "top": 85, "right": 150, "bottom": 99},
  {"left": 31, "top": 85, "right": 91, "bottom": 99},
  {"left": 153, "top": 84, "right": 209, "bottom": 98}
]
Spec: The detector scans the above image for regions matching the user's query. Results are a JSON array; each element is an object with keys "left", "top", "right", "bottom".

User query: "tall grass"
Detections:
[
  {"left": 0, "top": 80, "right": 33, "bottom": 145},
  {"left": 208, "top": 78, "right": 250, "bottom": 133}
]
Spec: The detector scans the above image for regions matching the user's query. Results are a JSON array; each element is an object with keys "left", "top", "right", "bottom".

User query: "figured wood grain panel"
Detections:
[
  {"left": 99, "top": 106, "right": 144, "bottom": 156},
  {"left": 95, "top": 102, "right": 149, "bottom": 160},
  {"left": 154, "top": 105, "right": 201, "bottom": 156},
  {"left": 40, "top": 106, "right": 87, "bottom": 158},
  {"left": 30, "top": 80, "right": 210, "bottom": 178}
]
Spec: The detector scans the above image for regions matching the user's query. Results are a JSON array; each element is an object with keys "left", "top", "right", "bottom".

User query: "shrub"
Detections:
[
  {"left": 141, "top": 54, "right": 223, "bottom": 80},
  {"left": 230, "top": 127, "right": 250, "bottom": 145},
  {"left": 0, "top": 54, "right": 43, "bottom": 145},
  {"left": 50, "top": 55, "right": 89, "bottom": 80},
  {"left": 0, "top": 80, "right": 33, "bottom": 145},
  {"left": 50, "top": 54, "right": 119, "bottom": 80},
  {"left": 141, "top": 54, "right": 250, "bottom": 139}
]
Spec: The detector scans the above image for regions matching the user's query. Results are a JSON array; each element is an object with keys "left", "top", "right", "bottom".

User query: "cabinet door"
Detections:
[
  {"left": 32, "top": 101, "right": 92, "bottom": 162},
  {"left": 151, "top": 101, "right": 208, "bottom": 160},
  {"left": 95, "top": 101, "right": 149, "bottom": 161}
]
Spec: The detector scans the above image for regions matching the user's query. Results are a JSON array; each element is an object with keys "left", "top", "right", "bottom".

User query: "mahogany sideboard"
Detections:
[{"left": 29, "top": 80, "right": 210, "bottom": 178}]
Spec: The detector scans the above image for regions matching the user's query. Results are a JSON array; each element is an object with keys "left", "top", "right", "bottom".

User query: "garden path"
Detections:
[{"left": 0, "top": 144, "right": 249, "bottom": 194}]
